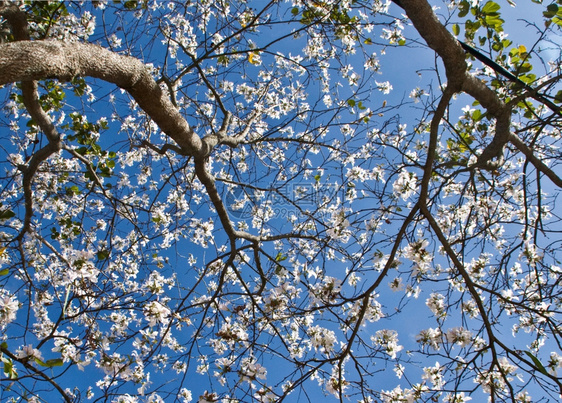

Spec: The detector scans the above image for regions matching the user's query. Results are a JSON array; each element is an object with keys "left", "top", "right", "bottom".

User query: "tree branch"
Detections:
[
  {"left": 508, "top": 132, "right": 562, "bottom": 187},
  {"left": 398, "top": 0, "right": 467, "bottom": 82},
  {"left": 0, "top": 345, "right": 72, "bottom": 403},
  {"left": 396, "top": 0, "right": 511, "bottom": 171},
  {"left": 1, "top": 3, "right": 63, "bottom": 240},
  {"left": 193, "top": 158, "right": 261, "bottom": 246},
  {"left": 0, "top": 40, "right": 203, "bottom": 157}
]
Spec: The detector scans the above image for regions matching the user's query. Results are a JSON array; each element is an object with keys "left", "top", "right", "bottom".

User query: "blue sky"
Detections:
[{"left": 0, "top": 1, "right": 561, "bottom": 402}]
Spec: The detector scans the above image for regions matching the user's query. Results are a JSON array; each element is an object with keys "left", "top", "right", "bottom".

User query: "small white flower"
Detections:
[
  {"left": 17, "top": 345, "right": 43, "bottom": 362},
  {"left": 0, "top": 290, "right": 19, "bottom": 327},
  {"left": 371, "top": 329, "right": 403, "bottom": 359},
  {"left": 375, "top": 80, "right": 393, "bottom": 94}
]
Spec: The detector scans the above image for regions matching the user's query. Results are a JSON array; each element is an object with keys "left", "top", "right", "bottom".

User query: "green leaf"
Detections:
[
  {"left": 50, "top": 228, "right": 60, "bottom": 240},
  {"left": 3, "top": 359, "right": 12, "bottom": 374},
  {"left": 518, "top": 62, "right": 533, "bottom": 74},
  {"left": 123, "top": 0, "right": 138, "bottom": 9},
  {"left": 544, "top": 9, "right": 557, "bottom": 18},
  {"left": 458, "top": 0, "right": 470, "bottom": 17},
  {"left": 97, "top": 250, "right": 110, "bottom": 261},
  {"left": 35, "top": 357, "right": 64, "bottom": 368},
  {"left": 452, "top": 23, "right": 460, "bottom": 36},
  {"left": 472, "top": 109, "right": 482, "bottom": 121},
  {"left": 65, "top": 186, "right": 81, "bottom": 196},
  {"left": 275, "top": 252, "right": 287, "bottom": 262},
  {"left": 34, "top": 358, "right": 46, "bottom": 366},
  {"left": 45, "top": 358, "right": 64, "bottom": 367},
  {"left": 485, "top": 14, "right": 504, "bottom": 27},
  {"left": 524, "top": 351, "right": 550, "bottom": 376},
  {"left": 0, "top": 210, "right": 15, "bottom": 220},
  {"left": 547, "top": 3, "right": 559, "bottom": 13},
  {"left": 482, "top": 1, "right": 500, "bottom": 15},
  {"left": 459, "top": 132, "right": 474, "bottom": 150},
  {"left": 2, "top": 356, "right": 17, "bottom": 379},
  {"left": 0, "top": 268, "right": 9, "bottom": 276},
  {"left": 291, "top": 7, "right": 299, "bottom": 16},
  {"left": 347, "top": 99, "right": 356, "bottom": 107},
  {"left": 518, "top": 73, "right": 536, "bottom": 85}
]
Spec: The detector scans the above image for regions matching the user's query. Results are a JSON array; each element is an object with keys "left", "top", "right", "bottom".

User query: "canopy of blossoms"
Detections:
[{"left": 0, "top": 1, "right": 560, "bottom": 402}]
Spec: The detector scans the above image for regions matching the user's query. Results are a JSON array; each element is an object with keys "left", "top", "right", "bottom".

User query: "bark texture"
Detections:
[
  {"left": 399, "top": 0, "right": 561, "bottom": 183},
  {"left": 0, "top": 40, "right": 202, "bottom": 157}
]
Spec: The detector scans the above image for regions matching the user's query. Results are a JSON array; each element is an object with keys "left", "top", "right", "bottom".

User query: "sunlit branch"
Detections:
[
  {"left": 0, "top": 4, "right": 63, "bottom": 241},
  {"left": 193, "top": 158, "right": 258, "bottom": 245},
  {"left": 340, "top": 204, "right": 420, "bottom": 358},
  {"left": 139, "top": 139, "right": 184, "bottom": 155},
  {"left": 508, "top": 132, "right": 562, "bottom": 188},
  {"left": 419, "top": 205, "right": 501, "bottom": 374},
  {"left": 0, "top": 41, "right": 202, "bottom": 156},
  {"left": 0, "top": 345, "right": 72, "bottom": 403}
]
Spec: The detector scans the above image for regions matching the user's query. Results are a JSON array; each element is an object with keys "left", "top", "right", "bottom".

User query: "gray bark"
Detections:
[
  {"left": 400, "top": 0, "right": 562, "bottom": 184},
  {"left": 0, "top": 40, "right": 203, "bottom": 157}
]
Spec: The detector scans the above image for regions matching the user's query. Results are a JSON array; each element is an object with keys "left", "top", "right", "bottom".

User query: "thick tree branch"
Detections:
[
  {"left": 420, "top": 86, "right": 457, "bottom": 206},
  {"left": 461, "top": 41, "right": 562, "bottom": 115},
  {"left": 398, "top": 0, "right": 467, "bottom": 82},
  {"left": 399, "top": 0, "right": 510, "bottom": 168},
  {"left": 400, "top": 0, "right": 562, "bottom": 185},
  {"left": 1, "top": 3, "right": 63, "bottom": 239},
  {"left": 0, "top": 7, "right": 237, "bottom": 240},
  {"left": 0, "top": 40, "right": 203, "bottom": 157},
  {"left": 0, "top": 36, "right": 259, "bottom": 248},
  {"left": 462, "top": 74, "right": 511, "bottom": 169},
  {"left": 17, "top": 81, "right": 63, "bottom": 239},
  {"left": 400, "top": 2, "right": 555, "bottom": 391},
  {"left": 0, "top": 2, "right": 28, "bottom": 41}
]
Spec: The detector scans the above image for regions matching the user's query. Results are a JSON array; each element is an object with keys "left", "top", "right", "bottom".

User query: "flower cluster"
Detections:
[
  {"left": 371, "top": 329, "right": 403, "bottom": 359},
  {"left": 0, "top": 1, "right": 559, "bottom": 402}
]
